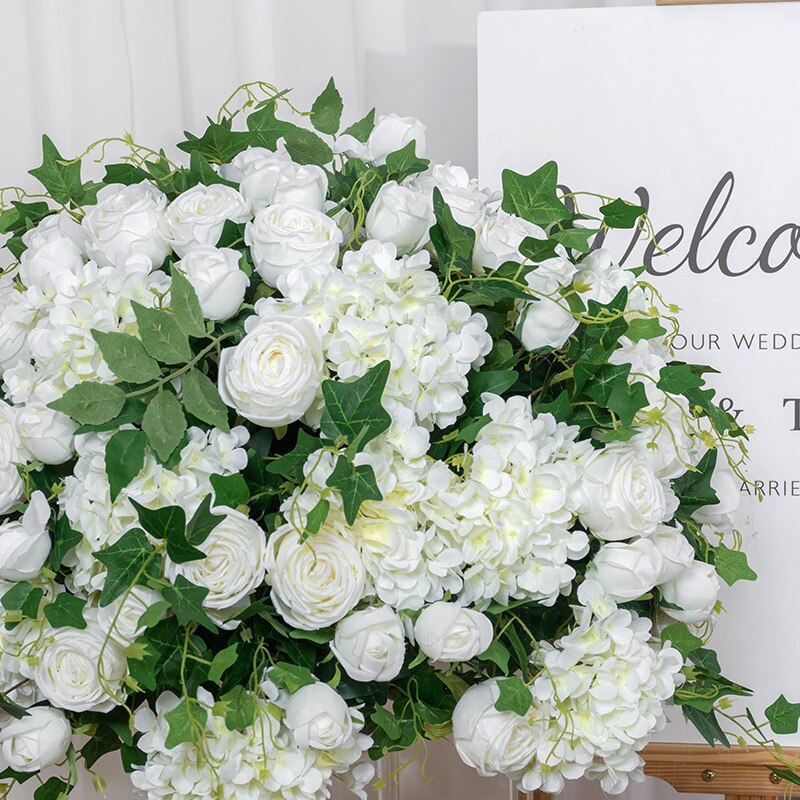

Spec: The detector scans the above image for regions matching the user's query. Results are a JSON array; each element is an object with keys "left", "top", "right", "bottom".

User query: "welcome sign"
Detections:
[{"left": 478, "top": 4, "right": 800, "bottom": 741}]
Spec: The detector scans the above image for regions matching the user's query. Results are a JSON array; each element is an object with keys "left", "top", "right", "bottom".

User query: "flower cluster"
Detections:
[{"left": 0, "top": 80, "right": 760, "bottom": 800}]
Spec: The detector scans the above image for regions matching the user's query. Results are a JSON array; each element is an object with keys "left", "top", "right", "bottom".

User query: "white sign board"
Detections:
[{"left": 479, "top": 4, "right": 800, "bottom": 742}]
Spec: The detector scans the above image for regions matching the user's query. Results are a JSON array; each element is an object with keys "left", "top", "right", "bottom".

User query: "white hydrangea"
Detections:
[
  {"left": 131, "top": 686, "right": 373, "bottom": 800},
  {"left": 59, "top": 426, "right": 249, "bottom": 595}
]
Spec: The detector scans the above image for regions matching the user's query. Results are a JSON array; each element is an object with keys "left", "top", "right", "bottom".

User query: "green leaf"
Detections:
[
  {"left": 50, "top": 382, "right": 126, "bottom": 425},
  {"left": 429, "top": 187, "right": 475, "bottom": 276},
  {"left": 690, "top": 647, "right": 721, "bottom": 676},
  {"left": 162, "top": 575, "right": 215, "bottom": 632},
  {"left": 342, "top": 108, "right": 375, "bottom": 142},
  {"left": 209, "top": 473, "right": 249, "bottom": 508},
  {"left": 142, "top": 391, "right": 187, "bottom": 462},
  {"left": 75, "top": 397, "right": 146, "bottom": 434},
  {"left": 478, "top": 639, "right": 511, "bottom": 672},
  {"left": 43, "top": 593, "right": 87, "bottom": 630},
  {"left": 1, "top": 582, "right": 43, "bottom": 619},
  {"left": 182, "top": 368, "right": 230, "bottom": 432},
  {"left": 284, "top": 129, "right": 333, "bottom": 167},
  {"left": 303, "top": 497, "right": 330, "bottom": 537},
  {"left": 170, "top": 269, "right": 207, "bottom": 338},
  {"left": 320, "top": 360, "right": 391, "bottom": 449},
  {"left": 132, "top": 302, "right": 192, "bottom": 364},
  {"left": 92, "top": 330, "right": 161, "bottom": 384},
  {"left": 600, "top": 198, "right": 646, "bottom": 229},
  {"left": 463, "top": 369, "right": 519, "bottom": 418},
  {"left": 714, "top": 544, "right": 757, "bottom": 586},
  {"left": 672, "top": 449, "right": 719, "bottom": 516},
  {"left": 494, "top": 676, "right": 533, "bottom": 716},
  {"left": 177, "top": 117, "right": 253, "bottom": 164},
  {"left": 137, "top": 600, "right": 171, "bottom": 631},
  {"left": 501, "top": 162, "right": 571, "bottom": 226},
  {"left": 550, "top": 226, "right": 597, "bottom": 254},
  {"left": 105, "top": 429, "right": 147, "bottom": 502},
  {"left": 130, "top": 500, "right": 186, "bottom": 541},
  {"left": 0, "top": 695, "right": 32, "bottom": 721},
  {"left": 327, "top": 455, "right": 383, "bottom": 525},
  {"left": 661, "top": 622, "right": 703, "bottom": 658},
  {"left": 164, "top": 697, "right": 208, "bottom": 749},
  {"left": 371, "top": 705, "right": 402, "bottom": 740},
  {"left": 265, "top": 429, "right": 319, "bottom": 482},
  {"left": 384, "top": 140, "right": 429, "bottom": 179},
  {"left": 310, "top": 77, "right": 343, "bottom": 135},
  {"left": 626, "top": 317, "right": 667, "bottom": 343},
  {"left": 50, "top": 515, "right": 82, "bottom": 570},
  {"left": 104, "top": 163, "right": 150, "bottom": 185},
  {"left": 518, "top": 236, "right": 560, "bottom": 263},
  {"left": 94, "top": 528, "right": 155, "bottom": 607},
  {"left": 0, "top": 201, "right": 52, "bottom": 235},
  {"left": 220, "top": 685, "right": 256, "bottom": 730},
  {"left": 29, "top": 135, "right": 84, "bottom": 206},
  {"left": 657, "top": 363, "right": 704, "bottom": 394},
  {"left": 208, "top": 643, "right": 239, "bottom": 683},
  {"left": 585, "top": 363, "right": 648, "bottom": 426},
  {"left": 186, "top": 495, "right": 225, "bottom": 546},
  {"left": 33, "top": 777, "right": 70, "bottom": 800},
  {"left": 683, "top": 705, "right": 730, "bottom": 747},
  {"left": 268, "top": 662, "right": 316, "bottom": 693}
]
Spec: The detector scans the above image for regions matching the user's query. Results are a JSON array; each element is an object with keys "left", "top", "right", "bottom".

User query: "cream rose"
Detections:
[
  {"left": 175, "top": 246, "right": 248, "bottom": 321},
  {"left": 217, "top": 313, "right": 324, "bottom": 427},
  {"left": 19, "top": 212, "right": 85, "bottom": 288},
  {"left": 330, "top": 605, "right": 406, "bottom": 682},
  {"left": 266, "top": 527, "right": 365, "bottom": 630},
  {"left": 0, "top": 401, "right": 25, "bottom": 515},
  {"left": 17, "top": 401, "right": 77, "bottom": 465},
  {"left": 473, "top": 210, "right": 547, "bottom": 273},
  {"left": 245, "top": 202, "right": 342, "bottom": 287},
  {"left": 0, "top": 706, "right": 71, "bottom": 772},
  {"left": 0, "top": 490, "right": 51, "bottom": 582},
  {"left": 284, "top": 682, "right": 354, "bottom": 751},
  {"left": 590, "top": 539, "right": 663, "bottom": 602},
  {"left": 365, "top": 181, "right": 433, "bottom": 255},
  {"left": 97, "top": 586, "right": 164, "bottom": 648},
  {"left": 335, "top": 113, "right": 426, "bottom": 166},
  {"left": 660, "top": 560, "right": 720, "bottom": 624},
  {"left": 82, "top": 182, "right": 171, "bottom": 268},
  {"left": 652, "top": 524, "right": 695, "bottom": 584},
  {"left": 413, "top": 602, "right": 493, "bottom": 663}
]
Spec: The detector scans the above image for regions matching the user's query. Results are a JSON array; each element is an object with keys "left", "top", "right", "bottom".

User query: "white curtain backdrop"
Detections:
[{"left": 1, "top": 3, "right": 701, "bottom": 800}]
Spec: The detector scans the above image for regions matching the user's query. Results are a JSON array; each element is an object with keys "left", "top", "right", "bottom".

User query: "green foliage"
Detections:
[
  {"left": 661, "top": 622, "right": 703, "bottom": 658},
  {"left": 494, "top": 677, "right": 533, "bottom": 716},
  {"left": 170, "top": 269, "right": 207, "bottom": 338},
  {"left": 429, "top": 187, "right": 475, "bottom": 276},
  {"left": 311, "top": 78, "right": 343, "bottom": 135},
  {"left": 265, "top": 429, "right": 320, "bottom": 483},
  {"left": 384, "top": 141, "right": 429, "bottom": 180},
  {"left": 501, "top": 161, "right": 571, "bottom": 226},
  {"left": 130, "top": 499, "right": 205, "bottom": 564},
  {"left": 33, "top": 777, "right": 70, "bottom": 800},
  {"left": 182, "top": 368, "right": 230, "bottom": 432},
  {"left": 163, "top": 575, "right": 215, "bottom": 632},
  {"left": 684, "top": 705, "right": 730, "bottom": 747},
  {"left": 105, "top": 429, "right": 147, "bottom": 501},
  {"left": 327, "top": 455, "right": 382, "bottom": 525},
  {"left": 766, "top": 695, "right": 800, "bottom": 735},
  {"left": 600, "top": 198, "right": 646, "bottom": 229},
  {"left": 208, "top": 644, "right": 239, "bottom": 683},
  {"left": 342, "top": 108, "right": 375, "bottom": 142},
  {"left": 43, "top": 593, "right": 87, "bottom": 630},
  {"left": 220, "top": 685, "right": 257, "bottom": 730},
  {"left": 210, "top": 473, "right": 249, "bottom": 508},
  {"left": 714, "top": 544, "right": 757, "bottom": 586},
  {"left": 29, "top": 135, "right": 86, "bottom": 206},
  {"left": 94, "top": 528, "right": 155, "bottom": 607},
  {"left": 269, "top": 662, "right": 316, "bottom": 693},
  {"left": 132, "top": 302, "right": 192, "bottom": 365},
  {"left": 50, "top": 516, "right": 82, "bottom": 570},
  {"left": 165, "top": 697, "right": 208, "bottom": 748},
  {"left": 50, "top": 382, "right": 126, "bottom": 425},
  {"left": 185, "top": 495, "right": 225, "bottom": 545},
  {"left": 672, "top": 449, "right": 719, "bottom": 516},
  {"left": 2, "top": 581, "right": 43, "bottom": 620},
  {"left": 92, "top": 330, "right": 161, "bottom": 384},
  {"left": 142, "top": 391, "right": 187, "bottom": 462}
]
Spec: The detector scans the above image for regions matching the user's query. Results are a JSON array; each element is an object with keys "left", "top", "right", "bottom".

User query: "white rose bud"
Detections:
[
  {"left": 166, "top": 184, "right": 250, "bottom": 257},
  {"left": 218, "top": 312, "right": 324, "bottom": 427},
  {"left": 365, "top": 181, "right": 433, "bottom": 255},
  {"left": 473, "top": 211, "right": 547, "bottom": 273},
  {"left": 692, "top": 454, "right": 741, "bottom": 528},
  {"left": 331, "top": 606, "right": 405, "bottom": 683},
  {"left": 408, "top": 164, "right": 490, "bottom": 230},
  {"left": 224, "top": 147, "right": 328, "bottom": 212},
  {"left": 591, "top": 539, "right": 663, "bottom": 602},
  {"left": 660, "top": 560, "right": 720, "bottom": 624},
  {"left": 0, "top": 401, "right": 24, "bottom": 515},
  {"left": 516, "top": 293, "right": 578, "bottom": 351},
  {"left": 578, "top": 444, "right": 679, "bottom": 541},
  {"left": 652, "top": 524, "right": 695, "bottom": 584},
  {"left": 452, "top": 679, "right": 539, "bottom": 776},
  {"left": 97, "top": 585, "right": 164, "bottom": 648},
  {"left": 165, "top": 508, "right": 267, "bottom": 619},
  {"left": 245, "top": 202, "right": 343, "bottom": 287},
  {"left": 0, "top": 706, "right": 71, "bottom": 772},
  {"left": 19, "top": 212, "right": 85, "bottom": 288},
  {"left": 336, "top": 113, "right": 426, "bottom": 166},
  {"left": 82, "top": 182, "right": 171, "bottom": 268},
  {"left": 266, "top": 527, "right": 365, "bottom": 630},
  {"left": 284, "top": 682, "right": 354, "bottom": 751},
  {"left": 30, "top": 612, "right": 127, "bottom": 712},
  {"left": 175, "top": 246, "right": 248, "bottom": 321},
  {"left": 17, "top": 402, "right": 77, "bottom": 465},
  {"left": 0, "top": 491, "right": 51, "bottom": 582},
  {"left": 413, "top": 602, "right": 493, "bottom": 663}
]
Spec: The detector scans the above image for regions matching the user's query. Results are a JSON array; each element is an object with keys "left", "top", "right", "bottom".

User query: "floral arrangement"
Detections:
[{"left": 0, "top": 79, "right": 787, "bottom": 800}]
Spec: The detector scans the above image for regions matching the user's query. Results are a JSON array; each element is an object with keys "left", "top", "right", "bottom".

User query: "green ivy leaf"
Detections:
[
  {"left": 265, "top": 429, "right": 319, "bottom": 482},
  {"left": 182, "top": 368, "right": 230, "bottom": 432},
  {"left": 177, "top": 117, "right": 253, "bottom": 164},
  {"left": 142, "top": 391, "right": 187, "bottom": 462},
  {"left": 104, "top": 163, "right": 150, "bottom": 185},
  {"left": 429, "top": 187, "right": 475, "bottom": 276},
  {"left": 371, "top": 705, "right": 402, "bottom": 740},
  {"left": 494, "top": 676, "right": 533, "bottom": 716},
  {"left": 657, "top": 363, "right": 704, "bottom": 394},
  {"left": 162, "top": 575, "right": 215, "bottom": 632},
  {"left": 131, "top": 302, "right": 192, "bottom": 365},
  {"left": 672, "top": 449, "right": 719, "bottom": 516},
  {"left": 29, "top": 135, "right": 84, "bottom": 206},
  {"left": 689, "top": 647, "right": 721, "bottom": 676},
  {"left": 683, "top": 706, "right": 730, "bottom": 747},
  {"left": 714, "top": 544, "right": 757, "bottom": 586},
  {"left": 105, "top": 429, "right": 147, "bottom": 502},
  {"left": 130, "top": 500, "right": 204, "bottom": 564},
  {"left": 303, "top": 497, "right": 330, "bottom": 538},
  {"left": 320, "top": 360, "right": 391, "bottom": 450},
  {"left": 661, "top": 622, "right": 703, "bottom": 658},
  {"left": 92, "top": 330, "right": 161, "bottom": 384},
  {"left": 342, "top": 108, "right": 375, "bottom": 142},
  {"left": 137, "top": 600, "right": 171, "bottom": 631},
  {"left": 43, "top": 593, "right": 87, "bottom": 630},
  {"left": 209, "top": 473, "right": 249, "bottom": 508},
  {"left": 220, "top": 685, "right": 257, "bottom": 731},
  {"left": 164, "top": 697, "right": 208, "bottom": 749},
  {"left": 327, "top": 455, "right": 382, "bottom": 525},
  {"left": 501, "top": 162, "right": 571, "bottom": 226},
  {"left": 49, "top": 382, "right": 126, "bottom": 425},
  {"left": 478, "top": 639, "right": 511, "bottom": 672},
  {"left": 518, "top": 236, "right": 560, "bottom": 263},
  {"left": 33, "top": 777, "right": 70, "bottom": 800},
  {"left": 186, "top": 495, "right": 225, "bottom": 546},
  {"left": 462, "top": 369, "right": 519, "bottom": 418},
  {"left": 550, "top": 226, "right": 597, "bottom": 254},
  {"left": 1, "top": 582, "right": 43, "bottom": 620},
  {"left": 170, "top": 269, "right": 207, "bottom": 338},
  {"left": 94, "top": 528, "right": 155, "bottom": 607},
  {"left": 310, "top": 77, "right": 343, "bottom": 135},
  {"left": 600, "top": 198, "right": 647, "bottom": 229},
  {"left": 766, "top": 694, "right": 800, "bottom": 734},
  {"left": 268, "top": 662, "right": 316, "bottom": 693},
  {"left": 626, "top": 317, "right": 667, "bottom": 343},
  {"left": 384, "top": 140, "right": 429, "bottom": 180},
  {"left": 50, "top": 515, "right": 82, "bottom": 570},
  {"left": 208, "top": 643, "right": 239, "bottom": 683}
]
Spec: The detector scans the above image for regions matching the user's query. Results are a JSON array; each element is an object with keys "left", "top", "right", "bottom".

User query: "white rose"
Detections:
[
  {"left": 591, "top": 539, "right": 663, "bottom": 602},
  {"left": 0, "top": 491, "right": 51, "bottom": 582},
  {"left": 175, "top": 246, "right": 248, "bottom": 321},
  {"left": 17, "top": 401, "right": 77, "bottom": 465},
  {"left": 578, "top": 444, "right": 679, "bottom": 541},
  {"left": 97, "top": 585, "right": 164, "bottom": 648},
  {"left": 335, "top": 113, "right": 426, "bottom": 166},
  {"left": 407, "top": 164, "right": 492, "bottom": 230},
  {"left": 284, "top": 682, "right": 354, "bottom": 750},
  {"left": 660, "top": 560, "right": 720, "bottom": 624},
  {"left": 652, "top": 525, "right": 695, "bottom": 584},
  {"left": 166, "top": 184, "right": 250, "bottom": 256},
  {"left": 224, "top": 147, "right": 328, "bottom": 212},
  {"left": 331, "top": 606, "right": 405, "bottom": 683},
  {"left": 217, "top": 313, "right": 324, "bottom": 427},
  {"left": 165, "top": 508, "right": 267, "bottom": 618},
  {"left": 365, "top": 181, "right": 433, "bottom": 255},
  {"left": 245, "top": 202, "right": 342, "bottom": 287},
  {"left": 0, "top": 401, "right": 25, "bottom": 515},
  {"left": 0, "top": 706, "right": 71, "bottom": 772},
  {"left": 0, "top": 289, "right": 37, "bottom": 373},
  {"left": 575, "top": 249, "right": 636, "bottom": 305},
  {"left": 31, "top": 612, "right": 127, "bottom": 712},
  {"left": 82, "top": 182, "right": 171, "bottom": 268},
  {"left": 516, "top": 291, "right": 578, "bottom": 351},
  {"left": 266, "top": 527, "right": 365, "bottom": 630},
  {"left": 692, "top": 454, "right": 741, "bottom": 528},
  {"left": 19, "top": 212, "right": 85, "bottom": 288},
  {"left": 473, "top": 211, "right": 547, "bottom": 273},
  {"left": 413, "top": 602, "right": 493, "bottom": 663},
  {"left": 452, "top": 680, "right": 539, "bottom": 776}
]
